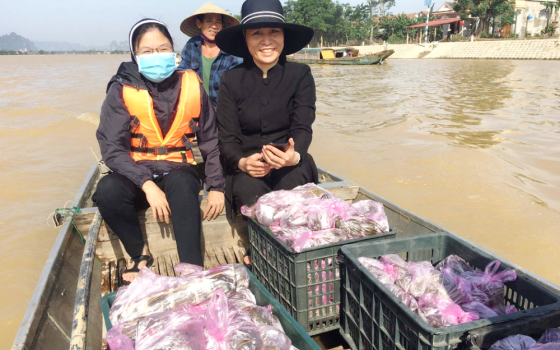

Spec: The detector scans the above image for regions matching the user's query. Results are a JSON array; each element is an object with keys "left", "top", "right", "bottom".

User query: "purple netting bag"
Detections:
[
  {"left": 537, "top": 329, "right": 560, "bottom": 344},
  {"left": 440, "top": 267, "right": 473, "bottom": 305},
  {"left": 461, "top": 260, "right": 517, "bottom": 307},
  {"left": 436, "top": 254, "right": 473, "bottom": 275},
  {"left": 490, "top": 335, "right": 537, "bottom": 350},
  {"left": 461, "top": 301, "right": 499, "bottom": 319}
]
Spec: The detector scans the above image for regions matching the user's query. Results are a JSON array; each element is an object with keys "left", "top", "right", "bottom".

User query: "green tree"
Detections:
[
  {"left": 284, "top": 0, "right": 352, "bottom": 46},
  {"left": 378, "top": 13, "right": 426, "bottom": 43},
  {"left": 454, "top": 0, "right": 515, "bottom": 35}
]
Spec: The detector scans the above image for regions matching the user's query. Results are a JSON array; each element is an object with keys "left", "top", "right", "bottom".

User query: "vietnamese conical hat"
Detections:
[{"left": 180, "top": 3, "right": 240, "bottom": 38}]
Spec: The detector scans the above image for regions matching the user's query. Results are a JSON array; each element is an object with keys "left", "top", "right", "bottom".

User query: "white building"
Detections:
[{"left": 514, "top": 0, "right": 559, "bottom": 37}]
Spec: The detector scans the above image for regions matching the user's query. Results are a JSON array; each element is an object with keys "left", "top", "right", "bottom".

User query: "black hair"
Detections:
[
  {"left": 196, "top": 14, "right": 225, "bottom": 23},
  {"left": 132, "top": 23, "right": 174, "bottom": 52}
]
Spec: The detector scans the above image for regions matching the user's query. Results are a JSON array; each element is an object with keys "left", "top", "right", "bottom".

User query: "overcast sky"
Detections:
[{"left": 1, "top": 0, "right": 437, "bottom": 49}]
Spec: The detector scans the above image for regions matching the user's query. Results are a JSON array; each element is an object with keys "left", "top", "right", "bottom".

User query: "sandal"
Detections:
[{"left": 121, "top": 254, "right": 154, "bottom": 285}]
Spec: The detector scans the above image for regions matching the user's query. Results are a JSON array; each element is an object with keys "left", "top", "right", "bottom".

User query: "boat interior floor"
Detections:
[{"left": 101, "top": 249, "right": 246, "bottom": 295}]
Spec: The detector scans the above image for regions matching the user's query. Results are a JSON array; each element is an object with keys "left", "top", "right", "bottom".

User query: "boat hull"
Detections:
[
  {"left": 12, "top": 163, "right": 560, "bottom": 350},
  {"left": 289, "top": 50, "right": 394, "bottom": 65}
]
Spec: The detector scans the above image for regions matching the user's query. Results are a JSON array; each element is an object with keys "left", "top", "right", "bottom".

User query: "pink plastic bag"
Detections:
[
  {"left": 489, "top": 335, "right": 536, "bottom": 350},
  {"left": 206, "top": 290, "right": 229, "bottom": 350},
  {"left": 380, "top": 254, "right": 408, "bottom": 269},
  {"left": 173, "top": 263, "right": 204, "bottom": 276},
  {"left": 396, "top": 261, "right": 443, "bottom": 298},
  {"left": 418, "top": 294, "right": 478, "bottom": 327},
  {"left": 241, "top": 183, "right": 333, "bottom": 225},
  {"left": 358, "top": 257, "right": 401, "bottom": 284},
  {"left": 290, "top": 229, "right": 348, "bottom": 253},
  {"left": 225, "top": 307, "right": 264, "bottom": 350},
  {"left": 229, "top": 288, "right": 258, "bottom": 312},
  {"left": 384, "top": 283, "right": 420, "bottom": 313},
  {"left": 109, "top": 264, "right": 249, "bottom": 326},
  {"left": 347, "top": 200, "right": 390, "bottom": 234},
  {"left": 106, "top": 324, "right": 135, "bottom": 350},
  {"left": 241, "top": 184, "right": 390, "bottom": 252},
  {"left": 135, "top": 311, "right": 207, "bottom": 350}
]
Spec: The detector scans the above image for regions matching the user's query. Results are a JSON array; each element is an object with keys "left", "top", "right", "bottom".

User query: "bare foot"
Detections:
[{"left": 123, "top": 245, "right": 150, "bottom": 283}]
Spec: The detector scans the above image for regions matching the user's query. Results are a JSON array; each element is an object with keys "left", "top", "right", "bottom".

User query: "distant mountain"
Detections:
[
  {"left": 0, "top": 32, "right": 37, "bottom": 51},
  {"left": 34, "top": 40, "right": 129, "bottom": 52},
  {"left": 0, "top": 32, "right": 129, "bottom": 52},
  {"left": 33, "top": 41, "right": 91, "bottom": 52},
  {"left": 109, "top": 41, "right": 129, "bottom": 51}
]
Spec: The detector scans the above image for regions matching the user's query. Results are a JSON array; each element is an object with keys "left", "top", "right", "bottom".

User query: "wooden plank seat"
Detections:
[{"left": 72, "top": 181, "right": 360, "bottom": 295}]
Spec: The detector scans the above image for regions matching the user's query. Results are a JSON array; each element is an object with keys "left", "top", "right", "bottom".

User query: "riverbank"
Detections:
[{"left": 353, "top": 39, "right": 560, "bottom": 60}]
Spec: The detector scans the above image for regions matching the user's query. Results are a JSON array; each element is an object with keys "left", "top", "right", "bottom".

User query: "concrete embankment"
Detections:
[{"left": 356, "top": 39, "right": 560, "bottom": 60}]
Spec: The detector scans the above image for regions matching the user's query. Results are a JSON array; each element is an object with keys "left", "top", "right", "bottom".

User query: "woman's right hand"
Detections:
[
  {"left": 238, "top": 153, "right": 272, "bottom": 178},
  {"left": 142, "top": 180, "right": 171, "bottom": 224}
]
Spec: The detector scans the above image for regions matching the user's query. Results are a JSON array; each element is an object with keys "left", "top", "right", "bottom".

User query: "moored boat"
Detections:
[
  {"left": 288, "top": 48, "right": 394, "bottom": 65},
  {"left": 11, "top": 162, "right": 560, "bottom": 350}
]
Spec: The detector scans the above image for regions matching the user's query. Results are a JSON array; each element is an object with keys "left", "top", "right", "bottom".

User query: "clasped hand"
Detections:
[
  {"left": 238, "top": 138, "right": 299, "bottom": 178},
  {"left": 142, "top": 180, "right": 223, "bottom": 223}
]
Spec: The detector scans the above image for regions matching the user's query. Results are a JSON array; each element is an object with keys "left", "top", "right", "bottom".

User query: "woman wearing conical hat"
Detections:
[
  {"left": 178, "top": 3, "right": 243, "bottom": 110},
  {"left": 215, "top": 0, "right": 319, "bottom": 220}
]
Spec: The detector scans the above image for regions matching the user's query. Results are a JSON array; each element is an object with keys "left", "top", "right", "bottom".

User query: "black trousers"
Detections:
[
  {"left": 232, "top": 154, "right": 318, "bottom": 208},
  {"left": 92, "top": 167, "right": 203, "bottom": 266}
]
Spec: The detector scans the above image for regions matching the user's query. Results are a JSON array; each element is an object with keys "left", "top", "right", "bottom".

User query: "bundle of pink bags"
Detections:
[
  {"left": 358, "top": 254, "right": 518, "bottom": 328},
  {"left": 241, "top": 184, "right": 390, "bottom": 252},
  {"left": 106, "top": 264, "right": 298, "bottom": 350},
  {"left": 490, "top": 329, "right": 560, "bottom": 350}
]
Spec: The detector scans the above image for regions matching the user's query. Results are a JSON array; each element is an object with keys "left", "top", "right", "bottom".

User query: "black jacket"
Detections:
[
  {"left": 96, "top": 61, "right": 224, "bottom": 191},
  {"left": 217, "top": 59, "right": 316, "bottom": 172}
]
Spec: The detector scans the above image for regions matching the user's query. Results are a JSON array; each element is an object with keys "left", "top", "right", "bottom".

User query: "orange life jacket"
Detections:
[{"left": 122, "top": 70, "right": 201, "bottom": 165}]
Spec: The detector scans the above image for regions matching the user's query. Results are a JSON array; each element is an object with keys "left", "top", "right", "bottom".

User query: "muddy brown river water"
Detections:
[{"left": 0, "top": 55, "right": 559, "bottom": 347}]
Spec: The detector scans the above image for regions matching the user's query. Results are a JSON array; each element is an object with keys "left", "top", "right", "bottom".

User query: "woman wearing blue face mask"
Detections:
[{"left": 93, "top": 19, "right": 225, "bottom": 283}]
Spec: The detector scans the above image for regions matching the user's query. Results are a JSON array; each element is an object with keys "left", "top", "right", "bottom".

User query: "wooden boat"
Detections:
[
  {"left": 288, "top": 48, "right": 394, "bottom": 65},
  {"left": 11, "top": 162, "right": 560, "bottom": 350}
]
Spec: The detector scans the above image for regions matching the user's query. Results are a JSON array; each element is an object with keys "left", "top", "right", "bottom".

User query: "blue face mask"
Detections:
[{"left": 136, "top": 52, "right": 177, "bottom": 83}]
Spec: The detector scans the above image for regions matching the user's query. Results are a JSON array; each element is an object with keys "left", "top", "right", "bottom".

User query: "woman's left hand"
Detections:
[
  {"left": 203, "top": 190, "right": 225, "bottom": 221},
  {"left": 262, "top": 138, "right": 300, "bottom": 170}
]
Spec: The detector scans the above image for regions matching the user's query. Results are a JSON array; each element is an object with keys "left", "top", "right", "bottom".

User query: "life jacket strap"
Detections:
[
  {"left": 189, "top": 119, "right": 200, "bottom": 133},
  {"left": 181, "top": 134, "right": 195, "bottom": 150},
  {"left": 131, "top": 146, "right": 188, "bottom": 155}
]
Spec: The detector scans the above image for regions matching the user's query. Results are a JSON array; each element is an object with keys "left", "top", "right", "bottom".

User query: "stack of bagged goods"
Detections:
[
  {"left": 357, "top": 254, "right": 518, "bottom": 328},
  {"left": 490, "top": 329, "right": 560, "bottom": 350},
  {"left": 241, "top": 184, "right": 390, "bottom": 252},
  {"left": 106, "top": 264, "right": 298, "bottom": 350}
]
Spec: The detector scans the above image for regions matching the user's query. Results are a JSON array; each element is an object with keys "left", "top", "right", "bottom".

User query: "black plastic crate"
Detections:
[
  {"left": 248, "top": 217, "right": 397, "bottom": 335},
  {"left": 339, "top": 232, "right": 560, "bottom": 350}
]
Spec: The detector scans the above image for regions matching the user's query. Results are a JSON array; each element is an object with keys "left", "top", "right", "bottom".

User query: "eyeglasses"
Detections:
[{"left": 135, "top": 45, "right": 174, "bottom": 55}]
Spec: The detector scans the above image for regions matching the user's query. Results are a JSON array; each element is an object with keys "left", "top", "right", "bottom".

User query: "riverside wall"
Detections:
[{"left": 354, "top": 39, "right": 560, "bottom": 60}]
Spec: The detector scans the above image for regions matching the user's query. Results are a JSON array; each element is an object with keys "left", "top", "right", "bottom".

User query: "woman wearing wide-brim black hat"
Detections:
[{"left": 215, "top": 0, "right": 319, "bottom": 225}]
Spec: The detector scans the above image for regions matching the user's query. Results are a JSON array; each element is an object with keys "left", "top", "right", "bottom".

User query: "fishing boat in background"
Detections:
[{"left": 288, "top": 47, "right": 394, "bottom": 65}]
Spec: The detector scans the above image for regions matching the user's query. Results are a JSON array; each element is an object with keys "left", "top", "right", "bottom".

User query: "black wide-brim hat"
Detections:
[{"left": 215, "top": 0, "right": 314, "bottom": 58}]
